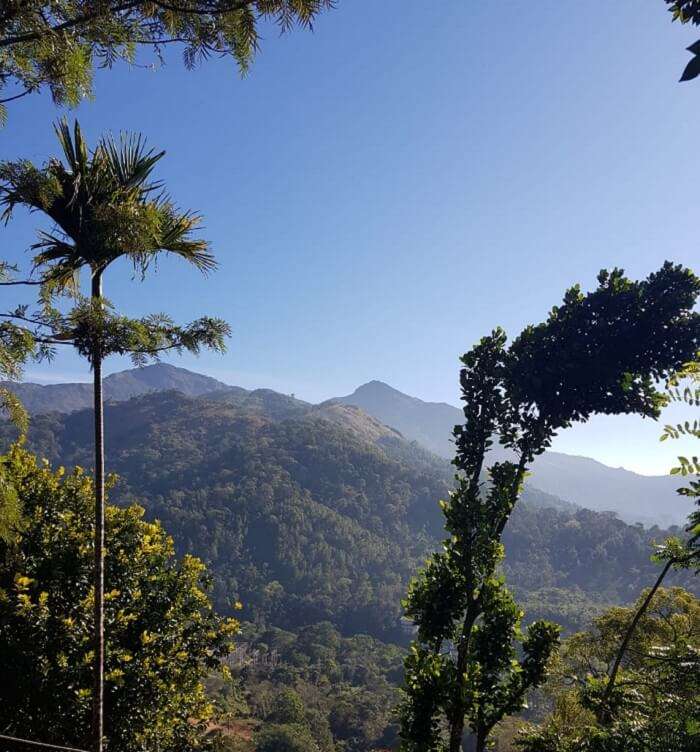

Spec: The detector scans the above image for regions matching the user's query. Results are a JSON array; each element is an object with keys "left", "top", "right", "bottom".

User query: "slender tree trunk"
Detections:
[
  {"left": 597, "top": 558, "right": 673, "bottom": 724},
  {"left": 91, "top": 271, "right": 105, "bottom": 752},
  {"left": 449, "top": 716, "right": 465, "bottom": 752},
  {"left": 449, "top": 603, "right": 479, "bottom": 752}
]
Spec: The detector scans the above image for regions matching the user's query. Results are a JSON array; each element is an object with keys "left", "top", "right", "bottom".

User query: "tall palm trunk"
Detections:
[{"left": 91, "top": 270, "right": 105, "bottom": 752}]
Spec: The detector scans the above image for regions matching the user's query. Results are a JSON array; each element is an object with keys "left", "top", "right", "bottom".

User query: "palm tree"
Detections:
[{"left": 0, "top": 120, "right": 217, "bottom": 752}]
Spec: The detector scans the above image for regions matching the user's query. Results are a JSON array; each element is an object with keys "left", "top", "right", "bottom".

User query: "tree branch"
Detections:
[
  {"left": 0, "top": 87, "right": 32, "bottom": 104},
  {"left": 0, "top": 0, "right": 257, "bottom": 49},
  {"left": 0, "top": 1, "right": 145, "bottom": 48},
  {"left": 598, "top": 558, "right": 674, "bottom": 722}
]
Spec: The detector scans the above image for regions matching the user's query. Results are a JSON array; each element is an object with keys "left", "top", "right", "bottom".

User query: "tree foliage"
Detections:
[
  {"left": 399, "top": 264, "right": 700, "bottom": 752},
  {"left": 0, "top": 118, "right": 230, "bottom": 366},
  {"left": 662, "top": 360, "right": 700, "bottom": 563},
  {"left": 208, "top": 620, "right": 403, "bottom": 752},
  {"left": 666, "top": 1, "right": 700, "bottom": 81},
  {"left": 0, "top": 117, "right": 230, "bottom": 752},
  {"left": 0, "top": 445, "right": 238, "bottom": 752},
  {"left": 517, "top": 587, "right": 700, "bottom": 752},
  {"left": 0, "top": 0, "right": 335, "bottom": 122}
]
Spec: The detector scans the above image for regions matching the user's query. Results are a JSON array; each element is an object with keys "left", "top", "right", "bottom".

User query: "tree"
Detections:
[
  {"left": 0, "top": 262, "right": 57, "bottom": 542},
  {"left": 399, "top": 264, "right": 700, "bottom": 752},
  {"left": 254, "top": 724, "right": 320, "bottom": 752},
  {"left": 0, "top": 445, "right": 238, "bottom": 752},
  {"left": 517, "top": 587, "right": 700, "bottom": 752},
  {"left": 664, "top": 1, "right": 700, "bottom": 81},
  {"left": 0, "top": 119, "right": 230, "bottom": 752},
  {"left": 661, "top": 360, "right": 700, "bottom": 562},
  {"left": 0, "top": 0, "right": 334, "bottom": 121},
  {"left": 267, "top": 688, "right": 306, "bottom": 725}
]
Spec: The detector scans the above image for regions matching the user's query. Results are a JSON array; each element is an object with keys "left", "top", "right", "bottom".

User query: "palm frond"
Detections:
[
  {"left": 8, "top": 120, "right": 218, "bottom": 293},
  {"left": 101, "top": 131, "right": 165, "bottom": 196},
  {"left": 155, "top": 204, "right": 216, "bottom": 273}
]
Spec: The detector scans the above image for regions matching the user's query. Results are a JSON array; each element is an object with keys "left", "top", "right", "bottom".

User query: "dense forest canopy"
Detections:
[{"left": 2, "top": 389, "right": 695, "bottom": 639}]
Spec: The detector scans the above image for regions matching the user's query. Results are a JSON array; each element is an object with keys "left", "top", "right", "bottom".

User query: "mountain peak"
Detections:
[
  {"left": 352, "top": 380, "right": 404, "bottom": 396},
  {"left": 2, "top": 363, "right": 229, "bottom": 416},
  {"left": 103, "top": 363, "right": 227, "bottom": 396}
]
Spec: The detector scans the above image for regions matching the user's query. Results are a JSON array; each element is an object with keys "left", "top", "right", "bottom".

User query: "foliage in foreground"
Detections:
[
  {"left": 662, "top": 360, "right": 700, "bottom": 563},
  {"left": 0, "top": 446, "right": 238, "bottom": 752},
  {"left": 517, "top": 586, "right": 700, "bottom": 752},
  {"left": 399, "top": 264, "right": 700, "bottom": 752},
  {"left": 0, "top": 0, "right": 335, "bottom": 122}
]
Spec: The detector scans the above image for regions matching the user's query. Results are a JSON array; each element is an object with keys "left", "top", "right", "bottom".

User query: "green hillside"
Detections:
[{"left": 4, "top": 390, "right": 693, "bottom": 641}]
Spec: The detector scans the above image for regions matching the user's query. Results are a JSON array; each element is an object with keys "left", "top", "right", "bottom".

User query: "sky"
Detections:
[{"left": 1, "top": 1, "right": 699, "bottom": 474}]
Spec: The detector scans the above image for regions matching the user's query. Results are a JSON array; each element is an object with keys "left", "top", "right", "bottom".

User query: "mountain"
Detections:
[
  {"left": 4, "top": 367, "right": 693, "bottom": 526},
  {"left": 1, "top": 363, "right": 228, "bottom": 414},
  {"left": 332, "top": 381, "right": 692, "bottom": 527},
  {"left": 2, "top": 389, "right": 693, "bottom": 640},
  {"left": 332, "top": 380, "right": 461, "bottom": 457}
]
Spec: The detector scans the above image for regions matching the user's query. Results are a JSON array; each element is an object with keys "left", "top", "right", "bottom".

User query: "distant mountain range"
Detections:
[
  {"left": 2, "top": 365, "right": 692, "bottom": 527},
  {"left": 1, "top": 364, "right": 227, "bottom": 414},
  {"left": 2, "top": 386, "right": 692, "bottom": 639},
  {"left": 332, "top": 380, "right": 692, "bottom": 528}
]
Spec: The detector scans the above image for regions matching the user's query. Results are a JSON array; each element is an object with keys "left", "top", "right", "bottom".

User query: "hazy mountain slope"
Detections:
[
  {"left": 332, "top": 380, "right": 460, "bottom": 457},
  {"left": 2, "top": 390, "right": 693, "bottom": 638},
  {"left": 1, "top": 363, "right": 228, "bottom": 414},
  {"left": 523, "top": 452, "right": 689, "bottom": 527},
  {"left": 333, "top": 381, "right": 690, "bottom": 527}
]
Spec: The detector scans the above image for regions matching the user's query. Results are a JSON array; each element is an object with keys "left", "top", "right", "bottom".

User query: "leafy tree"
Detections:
[
  {"left": 399, "top": 265, "right": 700, "bottom": 752},
  {"left": 267, "top": 688, "right": 306, "bottom": 725},
  {"left": 661, "top": 360, "right": 700, "bottom": 561},
  {"left": 0, "top": 119, "right": 229, "bottom": 752},
  {"left": 0, "top": 445, "right": 238, "bottom": 752},
  {"left": 0, "top": 0, "right": 334, "bottom": 121},
  {"left": 517, "top": 587, "right": 700, "bottom": 752},
  {"left": 665, "top": 1, "right": 700, "bottom": 81},
  {"left": 0, "top": 262, "right": 56, "bottom": 542},
  {"left": 254, "top": 724, "right": 319, "bottom": 752}
]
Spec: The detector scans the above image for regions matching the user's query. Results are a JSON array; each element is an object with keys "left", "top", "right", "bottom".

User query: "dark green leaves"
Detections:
[
  {"left": 400, "top": 265, "right": 700, "bottom": 752},
  {"left": 506, "top": 263, "right": 700, "bottom": 431}
]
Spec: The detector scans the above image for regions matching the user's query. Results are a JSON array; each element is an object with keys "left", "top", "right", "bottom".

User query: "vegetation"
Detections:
[
  {"left": 1, "top": 7, "right": 698, "bottom": 749},
  {"left": 0, "top": 0, "right": 335, "bottom": 121},
  {"left": 662, "top": 360, "right": 700, "bottom": 563},
  {"left": 0, "top": 118, "right": 229, "bottom": 751},
  {"left": 666, "top": 1, "right": 700, "bottom": 81},
  {"left": 512, "top": 361, "right": 700, "bottom": 749},
  {"left": 518, "top": 586, "right": 700, "bottom": 752},
  {"left": 0, "top": 445, "right": 238, "bottom": 752},
  {"left": 4, "top": 388, "right": 695, "bottom": 639},
  {"left": 399, "top": 265, "right": 700, "bottom": 752},
  {"left": 208, "top": 620, "right": 403, "bottom": 752}
]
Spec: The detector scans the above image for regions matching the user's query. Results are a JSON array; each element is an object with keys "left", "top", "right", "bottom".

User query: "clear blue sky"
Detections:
[{"left": 1, "top": 1, "right": 698, "bottom": 474}]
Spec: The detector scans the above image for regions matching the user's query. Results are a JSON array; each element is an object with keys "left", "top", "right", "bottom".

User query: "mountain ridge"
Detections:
[
  {"left": 2, "top": 388, "right": 693, "bottom": 639},
  {"left": 3, "top": 365, "right": 691, "bottom": 526},
  {"left": 332, "top": 381, "right": 692, "bottom": 527},
  {"left": 1, "top": 363, "right": 228, "bottom": 415}
]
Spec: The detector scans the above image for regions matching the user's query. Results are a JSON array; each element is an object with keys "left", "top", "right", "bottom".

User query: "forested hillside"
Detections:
[
  {"left": 5, "top": 363, "right": 690, "bottom": 525},
  {"left": 3, "top": 390, "right": 692, "bottom": 640}
]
